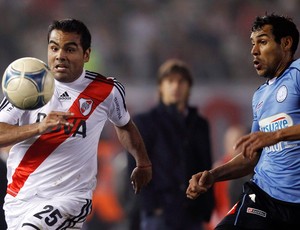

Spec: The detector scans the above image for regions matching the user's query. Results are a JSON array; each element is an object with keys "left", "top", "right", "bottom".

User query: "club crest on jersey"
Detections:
[
  {"left": 79, "top": 98, "right": 93, "bottom": 116},
  {"left": 276, "top": 85, "right": 287, "bottom": 102}
]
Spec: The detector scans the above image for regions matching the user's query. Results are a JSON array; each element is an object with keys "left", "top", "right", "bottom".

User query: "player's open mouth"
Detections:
[
  {"left": 55, "top": 64, "right": 68, "bottom": 70},
  {"left": 253, "top": 60, "right": 261, "bottom": 69}
]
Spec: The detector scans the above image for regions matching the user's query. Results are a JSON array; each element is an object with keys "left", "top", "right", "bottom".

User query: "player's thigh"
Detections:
[
  {"left": 20, "top": 198, "right": 92, "bottom": 229},
  {"left": 215, "top": 188, "right": 271, "bottom": 229}
]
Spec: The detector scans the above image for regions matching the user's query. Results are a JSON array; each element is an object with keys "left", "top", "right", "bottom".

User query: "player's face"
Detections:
[
  {"left": 48, "top": 30, "right": 90, "bottom": 83},
  {"left": 159, "top": 73, "right": 190, "bottom": 110},
  {"left": 250, "top": 25, "right": 288, "bottom": 78}
]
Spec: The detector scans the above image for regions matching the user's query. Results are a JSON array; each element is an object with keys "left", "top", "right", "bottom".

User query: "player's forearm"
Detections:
[
  {"left": 128, "top": 140, "right": 151, "bottom": 167},
  {"left": 115, "top": 120, "right": 151, "bottom": 166},
  {"left": 0, "top": 122, "right": 40, "bottom": 147},
  {"left": 210, "top": 153, "right": 256, "bottom": 182},
  {"left": 275, "top": 124, "right": 300, "bottom": 142}
]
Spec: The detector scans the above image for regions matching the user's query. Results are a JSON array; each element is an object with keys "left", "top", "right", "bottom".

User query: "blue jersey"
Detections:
[{"left": 251, "top": 59, "right": 300, "bottom": 203}]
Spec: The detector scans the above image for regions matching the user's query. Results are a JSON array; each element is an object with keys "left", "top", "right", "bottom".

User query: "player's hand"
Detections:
[
  {"left": 130, "top": 166, "right": 152, "bottom": 194},
  {"left": 38, "top": 111, "right": 74, "bottom": 134},
  {"left": 186, "top": 170, "right": 214, "bottom": 200},
  {"left": 234, "top": 131, "right": 276, "bottom": 159}
]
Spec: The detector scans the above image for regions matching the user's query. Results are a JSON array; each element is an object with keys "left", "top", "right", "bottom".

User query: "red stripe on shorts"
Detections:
[{"left": 7, "top": 77, "right": 114, "bottom": 197}]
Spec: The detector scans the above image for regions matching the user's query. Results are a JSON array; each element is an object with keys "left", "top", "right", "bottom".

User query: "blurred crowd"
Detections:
[{"left": 1, "top": 0, "right": 300, "bottom": 86}]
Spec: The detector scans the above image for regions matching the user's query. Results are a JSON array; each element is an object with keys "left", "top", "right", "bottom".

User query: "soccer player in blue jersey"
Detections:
[{"left": 186, "top": 13, "right": 300, "bottom": 229}]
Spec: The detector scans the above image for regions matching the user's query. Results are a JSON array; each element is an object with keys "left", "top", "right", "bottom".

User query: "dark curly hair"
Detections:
[{"left": 252, "top": 13, "right": 299, "bottom": 55}]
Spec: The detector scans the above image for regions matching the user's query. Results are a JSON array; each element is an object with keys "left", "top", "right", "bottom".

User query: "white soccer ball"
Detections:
[{"left": 2, "top": 57, "right": 55, "bottom": 110}]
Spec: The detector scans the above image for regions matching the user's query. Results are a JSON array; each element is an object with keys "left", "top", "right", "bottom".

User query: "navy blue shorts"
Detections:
[{"left": 215, "top": 181, "right": 300, "bottom": 230}]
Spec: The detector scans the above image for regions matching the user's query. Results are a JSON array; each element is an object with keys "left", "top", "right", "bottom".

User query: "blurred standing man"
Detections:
[
  {"left": 187, "top": 14, "right": 300, "bottom": 229},
  {"left": 0, "top": 18, "right": 152, "bottom": 229},
  {"left": 128, "top": 59, "right": 214, "bottom": 230}
]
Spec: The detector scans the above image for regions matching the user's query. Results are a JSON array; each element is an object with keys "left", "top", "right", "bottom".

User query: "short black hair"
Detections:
[
  {"left": 252, "top": 13, "right": 299, "bottom": 55},
  {"left": 47, "top": 18, "right": 91, "bottom": 52}
]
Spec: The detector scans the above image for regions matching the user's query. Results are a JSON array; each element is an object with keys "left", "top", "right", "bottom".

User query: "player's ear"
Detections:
[
  {"left": 281, "top": 36, "right": 293, "bottom": 51},
  {"left": 84, "top": 48, "right": 91, "bottom": 63}
]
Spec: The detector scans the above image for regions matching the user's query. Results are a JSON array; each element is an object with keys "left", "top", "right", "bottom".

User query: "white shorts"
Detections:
[{"left": 4, "top": 194, "right": 92, "bottom": 229}]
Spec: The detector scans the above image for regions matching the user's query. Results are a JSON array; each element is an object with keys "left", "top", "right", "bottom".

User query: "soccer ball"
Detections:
[{"left": 2, "top": 57, "right": 55, "bottom": 110}]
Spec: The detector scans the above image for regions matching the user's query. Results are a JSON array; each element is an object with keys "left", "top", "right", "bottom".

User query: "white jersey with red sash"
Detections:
[{"left": 0, "top": 70, "right": 130, "bottom": 201}]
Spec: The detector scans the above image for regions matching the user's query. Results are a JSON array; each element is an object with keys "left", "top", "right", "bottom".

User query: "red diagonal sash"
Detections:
[{"left": 7, "top": 78, "right": 113, "bottom": 197}]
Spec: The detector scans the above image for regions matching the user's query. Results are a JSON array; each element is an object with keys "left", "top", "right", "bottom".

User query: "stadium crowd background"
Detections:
[
  {"left": 2, "top": 0, "right": 299, "bottom": 86},
  {"left": 1, "top": 0, "right": 299, "bottom": 158},
  {"left": 0, "top": 0, "right": 299, "bottom": 229}
]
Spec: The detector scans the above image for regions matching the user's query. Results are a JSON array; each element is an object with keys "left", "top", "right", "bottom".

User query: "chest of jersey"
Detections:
[
  {"left": 18, "top": 78, "right": 113, "bottom": 142},
  {"left": 253, "top": 74, "right": 300, "bottom": 131}
]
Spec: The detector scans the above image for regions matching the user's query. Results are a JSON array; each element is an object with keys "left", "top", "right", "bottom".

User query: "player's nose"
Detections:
[{"left": 56, "top": 49, "right": 67, "bottom": 61}]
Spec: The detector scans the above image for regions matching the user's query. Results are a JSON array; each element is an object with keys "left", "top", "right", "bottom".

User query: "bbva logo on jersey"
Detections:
[{"left": 79, "top": 98, "right": 93, "bottom": 116}]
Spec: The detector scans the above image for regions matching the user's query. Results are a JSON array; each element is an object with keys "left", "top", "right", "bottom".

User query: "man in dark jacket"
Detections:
[{"left": 128, "top": 59, "right": 214, "bottom": 230}]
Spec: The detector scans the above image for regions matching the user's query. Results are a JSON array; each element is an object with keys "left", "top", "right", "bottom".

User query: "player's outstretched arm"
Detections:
[
  {"left": 115, "top": 119, "right": 152, "bottom": 194},
  {"left": 0, "top": 122, "right": 40, "bottom": 148},
  {"left": 186, "top": 152, "right": 259, "bottom": 200},
  {"left": 0, "top": 111, "right": 74, "bottom": 148}
]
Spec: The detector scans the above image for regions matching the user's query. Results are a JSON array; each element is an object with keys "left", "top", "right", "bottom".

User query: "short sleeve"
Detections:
[
  {"left": 0, "top": 97, "right": 23, "bottom": 125},
  {"left": 107, "top": 80, "right": 130, "bottom": 127},
  {"left": 288, "top": 59, "right": 300, "bottom": 92},
  {"left": 294, "top": 69, "right": 300, "bottom": 92}
]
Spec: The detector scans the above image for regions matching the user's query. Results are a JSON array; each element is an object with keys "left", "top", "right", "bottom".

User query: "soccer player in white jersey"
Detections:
[
  {"left": 0, "top": 19, "right": 152, "bottom": 229},
  {"left": 187, "top": 14, "right": 300, "bottom": 229}
]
